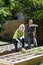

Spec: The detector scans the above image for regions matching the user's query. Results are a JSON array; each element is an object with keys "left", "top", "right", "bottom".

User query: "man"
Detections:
[
  {"left": 26, "top": 19, "right": 38, "bottom": 48},
  {"left": 13, "top": 24, "right": 25, "bottom": 52}
]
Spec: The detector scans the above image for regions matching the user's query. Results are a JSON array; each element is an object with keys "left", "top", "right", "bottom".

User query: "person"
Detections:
[
  {"left": 26, "top": 19, "right": 38, "bottom": 49},
  {"left": 13, "top": 24, "right": 25, "bottom": 52}
]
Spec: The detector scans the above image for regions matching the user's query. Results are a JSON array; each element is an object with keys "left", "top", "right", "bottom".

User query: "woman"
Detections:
[{"left": 13, "top": 24, "right": 25, "bottom": 52}]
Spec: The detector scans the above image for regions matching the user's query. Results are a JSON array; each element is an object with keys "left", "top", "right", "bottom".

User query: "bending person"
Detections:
[{"left": 13, "top": 24, "right": 25, "bottom": 52}]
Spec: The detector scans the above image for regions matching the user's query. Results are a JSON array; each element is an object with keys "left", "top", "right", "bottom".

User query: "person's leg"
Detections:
[
  {"left": 33, "top": 37, "right": 38, "bottom": 47},
  {"left": 13, "top": 39, "right": 18, "bottom": 52},
  {"left": 18, "top": 38, "right": 25, "bottom": 52},
  {"left": 28, "top": 38, "right": 32, "bottom": 49},
  {"left": 22, "top": 38, "right": 25, "bottom": 48},
  {"left": 18, "top": 38, "right": 25, "bottom": 48}
]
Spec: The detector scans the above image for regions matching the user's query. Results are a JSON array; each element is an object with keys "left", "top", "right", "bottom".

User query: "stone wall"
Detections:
[{"left": 0, "top": 20, "right": 24, "bottom": 41}]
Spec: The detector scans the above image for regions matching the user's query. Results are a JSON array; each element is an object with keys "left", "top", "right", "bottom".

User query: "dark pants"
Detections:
[
  {"left": 18, "top": 38, "right": 25, "bottom": 48},
  {"left": 13, "top": 38, "right": 25, "bottom": 52},
  {"left": 28, "top": 37, "right": 37, "bottom": 49},
  {"left": 28, "top": 37, "right": 33, "bottom": 49}
]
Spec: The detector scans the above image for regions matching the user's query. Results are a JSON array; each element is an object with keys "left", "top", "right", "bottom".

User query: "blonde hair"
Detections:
[{"left": 19, "top": 24, "right": 25, "bottom": 31}]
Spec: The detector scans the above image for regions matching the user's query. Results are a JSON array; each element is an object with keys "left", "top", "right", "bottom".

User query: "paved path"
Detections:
[
  {"left": 0, "top": 41, "right": 28, "bottom": 54},
  {"left": 0, "top": 46, "right": 43, "bottom": 65}
]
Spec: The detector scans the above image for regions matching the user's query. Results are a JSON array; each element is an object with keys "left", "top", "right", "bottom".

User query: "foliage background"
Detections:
[
  {"left": 0, "top": 0, "right": 43, "bottom": 22},
  {"left": 0, "top": 0, "right": 43, "bottom": 46}
]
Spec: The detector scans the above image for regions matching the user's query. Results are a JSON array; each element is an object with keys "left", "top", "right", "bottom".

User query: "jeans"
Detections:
[
  {"left": 28, "top": 37, "right": 38, "bottom": 49},
  {"left": 13, "top": 39, "right": 18, "bottom": 52},
  {"left": 18, "top": 38, "right": 25, "bottom": 48},
  {"left": 13, "top": 38, "right": 25, "bottom": 52},
  {"left": 28, "top": 37, "right": 33, "bottom": 49}
]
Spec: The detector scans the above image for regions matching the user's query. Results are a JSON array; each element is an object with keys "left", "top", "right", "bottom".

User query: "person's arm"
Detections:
[
  {"left": 33, "top": 27, "right": 36, "bottom": 37},
  {"left": 21, "top": 31, "right": 25, "bottom": 38},
  {"left": 13, "top": 29, "right": 18, "bottom": 40}
]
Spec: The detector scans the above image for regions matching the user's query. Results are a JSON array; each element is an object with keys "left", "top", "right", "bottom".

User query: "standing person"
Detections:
[
  {"left": 13, "top": 24, "right": 25, "bottom": 52},
  {"left": 26, "top": 19, "right": 38, "bottom": 49}
]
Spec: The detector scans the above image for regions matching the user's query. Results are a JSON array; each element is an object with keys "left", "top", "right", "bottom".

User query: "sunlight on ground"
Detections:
[{"left": 0, "top": 41, "right": 8, "bottom": 45}]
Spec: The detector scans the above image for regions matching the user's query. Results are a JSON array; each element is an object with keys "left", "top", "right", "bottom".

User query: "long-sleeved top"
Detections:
[
  {"left": 26, "top": 25, "right": 34, "bottom": 39},
  {"left": 13, "top": 29, "right": 24, "bottom": 40}
]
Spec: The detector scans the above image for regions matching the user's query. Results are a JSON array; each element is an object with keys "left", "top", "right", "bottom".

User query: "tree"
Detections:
[
  {"left": 0, "top": 0, "right": 43, "bottom": 28},
  {"left": 19, "top": 0, "right": 43, "bottom": 20}
]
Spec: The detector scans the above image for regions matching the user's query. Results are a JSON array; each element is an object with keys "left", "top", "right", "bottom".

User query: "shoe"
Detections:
[
  {"left": 15, "top": 49, "right": 19, "bottom": 52},
  {"left": 22, "top": 48, "right": 25, "bottom": 53}
]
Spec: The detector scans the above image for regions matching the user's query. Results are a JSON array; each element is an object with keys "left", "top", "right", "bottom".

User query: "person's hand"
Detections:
[
  {"left": 20, "top": 36, "right": 24, "bottom": 39},
  {"left": 16, "top": 39, "right": 20, "bottom": 43},
  {"left": 17, "top": 39, "right": 19, "bottom": 42}
]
